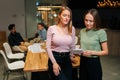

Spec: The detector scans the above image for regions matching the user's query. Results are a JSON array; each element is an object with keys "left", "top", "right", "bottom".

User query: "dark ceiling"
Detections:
[{"left": 67, "top": 0, "right": 98, "bottom": 9}]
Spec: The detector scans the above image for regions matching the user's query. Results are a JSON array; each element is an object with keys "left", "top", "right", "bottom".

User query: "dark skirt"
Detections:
[{"left": 48, "top": 51, "right": 72, "bottom": 80}]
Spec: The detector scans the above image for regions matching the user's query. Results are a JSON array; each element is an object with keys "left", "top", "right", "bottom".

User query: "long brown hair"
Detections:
[
  {"left": 84, "top": 9, "right": 101, "bottom": 30},
  {"left": 57, "top": 6, "right": 73, "bottom": 34}
]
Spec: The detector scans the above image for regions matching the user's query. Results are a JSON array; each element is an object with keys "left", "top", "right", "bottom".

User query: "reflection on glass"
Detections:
[{"left": 36, "top": 6, "right": 61, "bottom": 27}]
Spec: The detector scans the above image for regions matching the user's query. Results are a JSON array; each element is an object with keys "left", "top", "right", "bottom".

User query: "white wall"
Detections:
[{"left": 0, "top": 0, "right": 25, "bottom": 39}]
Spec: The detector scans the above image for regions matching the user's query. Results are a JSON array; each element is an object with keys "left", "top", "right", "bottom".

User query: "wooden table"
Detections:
[{"left": 24, "top": 50, "right": 48, "bottom": 72}]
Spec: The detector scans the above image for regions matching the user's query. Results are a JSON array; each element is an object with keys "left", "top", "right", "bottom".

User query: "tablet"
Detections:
[{"left": 71, "top": 49, "right": 84, "bottom": 55}]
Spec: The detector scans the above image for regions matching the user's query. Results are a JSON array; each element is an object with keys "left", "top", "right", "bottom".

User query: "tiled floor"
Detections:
[
  {"left": 0, "top": 54, "right": 31, "bottom": 80},
  {"left": 0, "top": 54, "right": 120, "bottom": 80},
  {"left": 101, "top": 55, "right": 120, "bottom": 80}
]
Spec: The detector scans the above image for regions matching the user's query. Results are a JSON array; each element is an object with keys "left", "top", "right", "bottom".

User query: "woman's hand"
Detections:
[
  {"left": 83, "top": 50, "right": 94, "bottom": 57},
  {"left": 53, "top": 62, "right": 61, "bottom": 76}
]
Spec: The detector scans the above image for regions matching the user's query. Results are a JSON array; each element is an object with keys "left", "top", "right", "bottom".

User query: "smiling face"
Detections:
[
  {"left": 84, "top": 13, "right": 94, "bottom": 30},
  {"left": 58, "top": 9, "right": 71, "bottom": 26}
]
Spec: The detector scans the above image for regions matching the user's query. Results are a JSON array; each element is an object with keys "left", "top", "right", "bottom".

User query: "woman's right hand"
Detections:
[
  {"left": 83, "top": 50, "right": 93, "bottom": 57},
  {"left": 53, "top": 62, "right": 61, "bottom": 76}
]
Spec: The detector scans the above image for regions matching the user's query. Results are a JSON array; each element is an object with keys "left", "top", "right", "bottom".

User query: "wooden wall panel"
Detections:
[{"left": 0, "top": 31, "right": 6, "bottom": 50}]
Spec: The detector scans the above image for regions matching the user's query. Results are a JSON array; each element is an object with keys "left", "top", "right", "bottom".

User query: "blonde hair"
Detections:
[{"left": 57, "top": 6, "right": 73, "bottom": 34}]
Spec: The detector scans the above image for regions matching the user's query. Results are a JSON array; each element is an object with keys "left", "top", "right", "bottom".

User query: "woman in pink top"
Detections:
[{"left": 46, "top": 6, "right": 75, "bottom": 80}]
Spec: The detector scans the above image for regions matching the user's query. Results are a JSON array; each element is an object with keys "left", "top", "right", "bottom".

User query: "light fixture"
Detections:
[
  {"left": 37, "top": 6, "right": 61, "bottom": 11},
  {"left": 97, "top": 0, "right": 120, "bottom": 8},
  {"left": 37, "top": 6, "right": 51, "bottom": 11}
]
